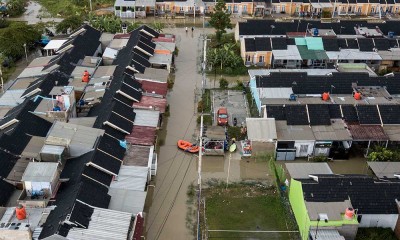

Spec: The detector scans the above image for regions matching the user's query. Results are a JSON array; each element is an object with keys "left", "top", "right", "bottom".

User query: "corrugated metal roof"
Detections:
[
  {"left": 248, "top": 69, "right": 337, "bottom": 79},
  {"left": 110, "top": 165, "right": 148, "bottom": 191},
  {"left": 326, "top": 49, "right": 382, "bottom": 60},
  {"left": 272, "top": 45, "right": 302, "bottom": 60},
  {"left": 123, "top": 145, "right": 153, "bottom": 167},
  {"left": 309, "top": 229, "right": 345, "bottom": 240},
  {"left": 135, "top": 68, "right": 169, "bottom": 83},
  {"left": 260, "top": 88, "right": 293, "bottom": 99},
  {"left": 133, "top": 109, "right": 160, "bottom": 127},
  {"left": 246, "top": 118, "right": 277, "bottom": 141},
  {"left": 67, "top": 208, "right": 133, "bottom": 240},
  {"left": 306, "top": 37, "right": 324, "bottom": 50},
  {"left": 103, "top": 47, "right": 118, "bottom": 59},
  {"left": 0, "top": 89, "right": 25, "bottom": 106},
  {"left": 132, "top": 95, "right": 167, "bottom": 112},
  {"left": 368, "top": 162, "right": 400, "bottom": 179},
  {"left": 126, "top": 125, "right": 156, "bottom": 145},
  {"left": 108, "top": 188, "right": 146, "bottom": 214},
  {"left": 286, "top": 163, "right": 332, "bottom": 179},
  {"left": 348, "top": 124, "right": 389, "bottom": 140},
  {"left": 21, "top": 162, "right": 58, "bottom": 182},
  {"left": 276, "top": 120, "right": 315, "bottom": 140},
  {"left": 311, "top": 120, "right": 352, "bottom": 140},
  {"left": 45, "top": 121, "right": 103, "bottom": 156}
]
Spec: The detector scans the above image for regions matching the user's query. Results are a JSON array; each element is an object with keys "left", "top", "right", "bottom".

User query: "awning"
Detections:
[{"left": 311, "top": 2, "right": 333, "bottom": 8}]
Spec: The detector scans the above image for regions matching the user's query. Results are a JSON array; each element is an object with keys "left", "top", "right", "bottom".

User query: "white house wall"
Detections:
[
  {"left": 359, "top": 214, "right": 398, "bottom": 230},
  {"left": 294, "top": 141, "right": 315, "bottom": 157}
]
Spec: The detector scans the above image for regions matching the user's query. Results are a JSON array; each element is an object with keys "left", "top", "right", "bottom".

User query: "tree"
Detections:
[
  {"left": 150, "top": 22, "right": 165, "bottom": 33},
  {"left": 56, "top": 15, "right": 84, "bottom": 34},
  {"left": 0, "top": 22, "right": 41, "bottom": 59},
  {"left": 209, "top": 0, "right": 231, "bottom": 44},
  {"left": 6, "top": 0, "right": 25, "bottom": 17}
]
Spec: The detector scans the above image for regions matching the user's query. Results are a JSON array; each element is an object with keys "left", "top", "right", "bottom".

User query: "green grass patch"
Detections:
[
  {"left": 245, "top": 87, "right": 259, "bottom": 117},
  {"left": 227, "top": 126, "right": 245, "bottom": 141},
  {"left": 203, "top": 182, "right": 293, "bottom": 239},
  {"left": 38, "top": 0, "right": 114, "bottom": 17},
  {"left": 197, "top": 115, "right": 212, "bottom": 126},
  {"left": 198, "top": 89, "right": 211, "bottom": 113},
  {"left": 356, "top": 228, "right": 397, "bottom": 240}
]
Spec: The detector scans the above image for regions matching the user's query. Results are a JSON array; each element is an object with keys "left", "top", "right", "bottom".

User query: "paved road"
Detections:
[{"left": 145, "top": 27, "right": 210, "bottom": 240}]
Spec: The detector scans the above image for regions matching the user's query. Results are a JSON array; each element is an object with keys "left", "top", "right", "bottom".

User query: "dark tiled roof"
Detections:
[
  {"left": 68, "top": 201, "right": 94, "bottom": 228},
  {"left": 76, "top": 177, "right": 111, "bottom": 208},
  {"left": 271, "top": 37, "right": 287, "bottom": 50},
  {"left": 133, "top": 52, "right": 151, "bottom": 68},
  {"left": 39, "top": 151, "right": 94, "bottom": 239},
  {"left": 337, "top": 38, "right": 348, "bottom": 49},
  {"left": 358, "top": 38, "right": 375, "bottom": 52},
  {"left": 378, "top": 104, "right": 400, "bottom": 124},
  {"left": 97, "top": 133, "right": 127, "bottom": 160},
  {"left": 300, "top": 175, "right": 400, "bottom": 214},
  {"left": 136, "top": 40, "right": 154, "bottom": 56},
  {"left": 115, "top": 92, "right": 136, "bottom": 106},
  {"left": 245, "top": 38, "right": 255, "bottom": 52},
  {"left": 322, "top": 38, "right": 339, "bottom": 51},
  {"left": 133, "top": 48, "right": 150, "bottom": 60},
  {"left": 341, "top": 105, "right": 359, "bottom": 123},
  {"left": 373, "top": 38, "right": 390, "bottom": 50},
  {"left": 266, "top": 105, "right": 286, "bottom": 120},
  {"left": 346, "top": 39, "right": 359, "bottom": 49},
  {"left": 255, "top": 37, "right": 272, "bottom": 51},
  {"left": 255, "top": 72, "right": 400, "bottom": 95},
  {"left": 106, "top": 112, "right": 133, "bottom": 134},
  {"left": 388, "top": 39, "right": 399, "bottom": 48},
  {"left": 123, "top": 73, "right": 142, "bottom": 90},
  {"left": 0, "top": 180, "right": 14, "bottom": 206},
  {"left": 0, "top": 128, "right": 31, "bottom": 155},
  {"left": 356, "top": 105, "right": 381, "bottom": 125},
  {"left": 132, "top": 60, "right": 146, "bottom": 73},
  {"left": 82, "top": 165, "right": 113, "bottom": 186},
  {"left": 91, "top": 150, "right": 122, "bottom": 175},
  {"left": 112, "top": 99, "right": 136, "bottom": 123},
  {"left": 140, "top": 25, "right": 160, "bottom": 38},
  {"left": 104, "top": 125, "right": 127, "bottom": 140},
  {"left": 308, "top": 104, "right": 331, "bottom": 125},
  {"left": 119, "top": 82, "right": 143, "bottom": 102},
  {"left": 285, "top": 105, "right": 309, "bottom": 125},
  {"left": 328, "top": 104, "right": 342, "bottom": 119}
]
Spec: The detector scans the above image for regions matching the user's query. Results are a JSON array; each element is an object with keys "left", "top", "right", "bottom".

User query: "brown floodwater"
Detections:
[{"left": 145, "top": 27, "right": 270, "bottom": 240}]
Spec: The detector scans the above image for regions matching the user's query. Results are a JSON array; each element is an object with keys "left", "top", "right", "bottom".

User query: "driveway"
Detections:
[{"left": 212, "top": 90, "right": 249, "bottom": 126}]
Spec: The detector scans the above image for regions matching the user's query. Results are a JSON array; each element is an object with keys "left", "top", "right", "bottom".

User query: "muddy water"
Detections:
[{"left": 146, "top": 27, "right": 270, "bottom": 240}]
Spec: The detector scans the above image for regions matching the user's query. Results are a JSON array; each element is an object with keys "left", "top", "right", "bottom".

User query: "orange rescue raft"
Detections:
[{"left": 177, "top": 140, "right": 199, "bottom": 153}]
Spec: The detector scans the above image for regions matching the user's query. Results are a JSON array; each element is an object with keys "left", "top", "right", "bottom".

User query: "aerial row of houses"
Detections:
[
  {"left": 0, "top": 24, "right": 174, "bottom": 240},
  {"left": 114, "top": 0, "right": 400, "bottom": 18},
  {"left": 237, "top": 20, "right": 400, "bottom": 71},
  {"left": 239, "top": 19, "right": 400, "bottom": 240}
]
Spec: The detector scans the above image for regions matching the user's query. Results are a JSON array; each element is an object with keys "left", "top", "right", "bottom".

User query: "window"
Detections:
[
  {"left": 180, "top": 6, "right": 184, "bottom": 11},
  {"left": 259, "top": 55, "right": 264, "bottom": 63},
  {"left": 358, "top": 7, "right": 361, "bottom": 13},
  {"left": 243, "top": 5, "right": 247, "bottom": 12},
  {"left": 228, "top": 5, "right": 231, "bottom": 12},
  {"left": 246, "top": 55, "right": 251, "bottom": 62},
  {"left": 282, "top": 5, "right": 286, "bottom": 12},
  {"left": 233, "top": 5, "right": 238, "bottom": 12},
  {"left": 371, "top": 7, "right": 375, "bottom": 13}
]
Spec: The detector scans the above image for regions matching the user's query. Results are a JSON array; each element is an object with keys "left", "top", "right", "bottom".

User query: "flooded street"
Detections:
[
  {"left": 9, "top": 1, "right": 63, "bottom": 25},
  {"left": 146, "top": 27, "right": 270, "bottom": 239}
]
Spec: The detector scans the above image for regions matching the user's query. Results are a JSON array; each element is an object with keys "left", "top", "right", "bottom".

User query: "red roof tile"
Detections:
[
  {"left": 139, "top": 80, "right": 168, "bottom": 97},
  {"left": 348, "top": 124, "right": 389, "bottom": 140},
  {"left": 132, "top": 95, "right": 167, "bottom": 113},
  {"left": 125, "top": 125, "right": 156, "bottom": 145}
]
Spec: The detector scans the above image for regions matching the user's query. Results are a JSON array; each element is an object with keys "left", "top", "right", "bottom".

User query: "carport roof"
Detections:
[
  {"left": 311, "top": 120, "right": 352, "bottom": 141},
  {"left": 368, "top": 162, "right": 400, "bottom": 179},
  {"left": 276, "top": 120, "right": 315, "bottom": 140},
  {"left": 347, "top": 124, "right": 389, "bottom": 141},
  {"left": 246, "top": 118, "right": 277, "bottom": 141},
  {"left": 286, "top": 163, "right": 333, "bottom": 179}
]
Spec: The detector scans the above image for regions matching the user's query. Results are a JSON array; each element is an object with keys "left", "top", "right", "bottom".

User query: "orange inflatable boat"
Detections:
[{"left": 177, "top": 140, "right": 199, "bottom": 153}]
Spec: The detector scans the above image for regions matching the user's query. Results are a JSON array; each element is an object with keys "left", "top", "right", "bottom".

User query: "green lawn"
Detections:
[
  {"left": 204, "top": 183, "right": 295, "bottom": 239},
  {"left": 356, "top": 228, "right": 397, "bottom": 240}
]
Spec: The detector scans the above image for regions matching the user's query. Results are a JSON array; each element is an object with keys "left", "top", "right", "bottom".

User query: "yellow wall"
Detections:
[{"left": 242, "top": 51, "right": 272, "bottom": 67}]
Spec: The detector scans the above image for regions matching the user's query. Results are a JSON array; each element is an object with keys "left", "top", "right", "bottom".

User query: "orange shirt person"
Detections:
[{"left": 82, "top": 70, "right": 91, "bottom": 83}]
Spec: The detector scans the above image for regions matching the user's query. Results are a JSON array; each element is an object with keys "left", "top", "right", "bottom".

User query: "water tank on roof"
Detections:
[
  {"left": 16, "top": 205, "right": 26, "bottom": 220},
  {"left": 313, "top": 28, "right": 319, "bottom": 36},
  {"left": 389, "top": 31, "right": 395, "bottom": 38},
  {"left": 289, "top": 94, "right": 297, "bottom": 101},
  {"left": 345, "top": 207, "right": 355, "bottom": 220}
]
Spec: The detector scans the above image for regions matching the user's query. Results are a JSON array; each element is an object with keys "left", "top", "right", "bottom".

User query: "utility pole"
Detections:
[
  {"left": 197, "top": 115, "right": 203, "bottom": 240},
  {"left": 0, "top": 66, "right": 4, "bottom": 93},
  {"left": 89, "top": 0, "right": 92, "bottom": 12}
]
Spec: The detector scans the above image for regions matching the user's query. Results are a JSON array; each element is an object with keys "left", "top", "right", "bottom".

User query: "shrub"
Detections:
[
  {"left": 311, "top": 156, "right": 329, "bottom": 162},
  {"left": 219, "top": 78, "right": 228, "bottom": 89}
]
